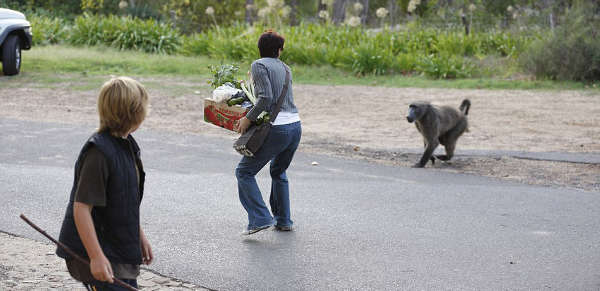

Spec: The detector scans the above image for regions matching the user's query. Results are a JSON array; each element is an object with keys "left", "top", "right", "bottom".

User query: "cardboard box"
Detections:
[{"left": 203, "top": 98, "right": 249, "bottom": 131}]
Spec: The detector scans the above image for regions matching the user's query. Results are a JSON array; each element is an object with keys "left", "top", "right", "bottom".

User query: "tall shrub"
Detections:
[
  {"left": 69, "top": 14, "right": 181, "bottom": 54},
  {"left": 28, "top": 15, "right": 69, "bottom": 45},
  {"left": 184, "top": 23, "right": 532, "bottom": 78},
  {"left": 520, "top": 2, "right": 600, "bottom": 81}
]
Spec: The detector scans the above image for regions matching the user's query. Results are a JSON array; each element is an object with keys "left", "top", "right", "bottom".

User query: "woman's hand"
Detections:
[
  {"left": 90, "top": 254, "right": 114, "bottom": 283},
  {"left": 140, "top": 228, "right": 154, "bottom": 265},
  {"left": 235, "top": 117, "right": 252, "bottom": 134}
]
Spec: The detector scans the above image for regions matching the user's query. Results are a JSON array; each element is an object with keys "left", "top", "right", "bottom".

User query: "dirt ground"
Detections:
[{"left": 1, "top": 77, "right": 599, "bottom": 191}]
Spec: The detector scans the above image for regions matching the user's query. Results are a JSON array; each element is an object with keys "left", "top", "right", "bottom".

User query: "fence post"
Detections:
[
  {"left": 170, "top": 10, "right": 176, "bottom": 30},
  {"left": 245, "top": 0, "right": 254, "bottom": 25},
  {"left": 461, "top": 13, "right": 470, "bottom": 35}
]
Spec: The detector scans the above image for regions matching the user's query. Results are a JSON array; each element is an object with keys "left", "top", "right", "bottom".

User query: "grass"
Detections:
[
  {"left": 1, "top": 45, "right": 596, "bottom": 91},
  {"left": 23, "top": 45, "right": 209, "bottom": 76}
]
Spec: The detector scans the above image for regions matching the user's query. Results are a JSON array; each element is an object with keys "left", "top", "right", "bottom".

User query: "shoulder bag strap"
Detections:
[{"left": 269, "top": 66, "right": 290, "bottom": 122}]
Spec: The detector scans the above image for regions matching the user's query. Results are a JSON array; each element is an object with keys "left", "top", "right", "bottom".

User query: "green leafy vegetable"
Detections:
[{"left": 208, "top": 64, "right": 240, "bottom": 89}]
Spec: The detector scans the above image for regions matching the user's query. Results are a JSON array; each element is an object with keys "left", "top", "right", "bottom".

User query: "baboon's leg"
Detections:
[
  {"left": 436, "top": 119, "right": 466, "bottom": 161},
  {"left": 421, "top": 141, "right": 436, "bottom": 165},
  {"left": 436, "top": 142, "right": 455, "bottom": 161},
  {"left": 413, "top": 108, "right": 439, "bottom": 168},
  {"left": 414, "top": 140, "right": 439, "bottom": 168}
]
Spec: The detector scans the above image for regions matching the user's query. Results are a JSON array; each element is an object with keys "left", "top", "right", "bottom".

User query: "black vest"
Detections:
[{"left": 56, "top": 131, "right": 145, "bottom": 264}]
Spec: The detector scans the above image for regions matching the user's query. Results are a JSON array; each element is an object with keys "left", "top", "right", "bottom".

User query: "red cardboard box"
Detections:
[{"left": 203, "top": 98, "right": 249, "bottom": 131}]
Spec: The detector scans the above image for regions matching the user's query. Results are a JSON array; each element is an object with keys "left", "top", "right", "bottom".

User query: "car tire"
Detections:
[{"left": 2, "top": 34, "right": 21, "bottom": 76}]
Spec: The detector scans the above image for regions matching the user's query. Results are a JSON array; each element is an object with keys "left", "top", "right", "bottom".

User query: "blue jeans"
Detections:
[
  {"left": 235, "top": 121, "right": 302, "bottom": 230},
  {"left": 84, "top": 279, "right": 137, "bottom": 291}
]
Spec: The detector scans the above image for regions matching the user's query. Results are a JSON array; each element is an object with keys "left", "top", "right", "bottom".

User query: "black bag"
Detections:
[{"left": 234, "top": 67, "right": 290, "bottom": 157}]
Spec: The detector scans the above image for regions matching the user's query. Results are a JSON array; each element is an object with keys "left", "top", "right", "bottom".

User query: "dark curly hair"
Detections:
[{"left": 258, "top": 30, "right": 285, "bottom": 58}]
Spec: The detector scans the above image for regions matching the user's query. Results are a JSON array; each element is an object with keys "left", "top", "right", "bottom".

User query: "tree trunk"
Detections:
[
  {"left": 128, "top": 0, "right": 135, "bottom": 9},
  {"left": 360, "top": 0, "right": 369, "bottom": 25},
  {"left": 245, "top": 0, "right": 254, "bottom": 25},
  {"left": 461, "top": 14, "right": 470, "bottom": 35},
  {"left": 332, "top": 0, "right": 347, "bottom": 24},
  {"left": 169, "top": 10, "right": 176, "bottom": 29},
  {"left": 543, "top": 0, "right": 555, "bottom": 30},
  {"left": 420, "top": 0, "right": 428, "bottom": 17},
  {"left": 289, "top": 0, "right": 298, "bottom": 26},
  {"left": 388, "top": 0, "right": 397, "bottom": 29},
  {"left": 318, "top": 0, "right": 327, "bottom": 11}
]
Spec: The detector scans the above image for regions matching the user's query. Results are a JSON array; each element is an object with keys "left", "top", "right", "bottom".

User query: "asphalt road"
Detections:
[{"left": 1, "top": 118, "right": 599, "bottom": 290}]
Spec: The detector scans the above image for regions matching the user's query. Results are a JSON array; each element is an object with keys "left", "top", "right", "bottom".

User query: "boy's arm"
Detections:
[
  {"left": 139, "top": 226, "right": 153, "bottom": 265},
  {"left": 73, "top": 201, "right": 114, "bottom": 283}
]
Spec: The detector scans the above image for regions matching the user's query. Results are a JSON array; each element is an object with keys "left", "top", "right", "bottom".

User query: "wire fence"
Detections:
[{"left": 378, "top": 12, "right": 556, "bottom": 33}]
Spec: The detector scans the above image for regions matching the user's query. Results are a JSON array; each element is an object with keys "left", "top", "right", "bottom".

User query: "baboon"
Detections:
[{"left": 406, "top": 99, "right": 471, "bottom": 168}]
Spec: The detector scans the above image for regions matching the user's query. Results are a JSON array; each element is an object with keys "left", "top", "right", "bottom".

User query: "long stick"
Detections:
[{"left": 19, "top": 214, "right": 139, "bottom": 291}]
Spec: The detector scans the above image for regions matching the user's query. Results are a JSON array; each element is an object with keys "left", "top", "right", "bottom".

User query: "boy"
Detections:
[{"left": 56, "top": 77, "right": 152, "bottom": 290}]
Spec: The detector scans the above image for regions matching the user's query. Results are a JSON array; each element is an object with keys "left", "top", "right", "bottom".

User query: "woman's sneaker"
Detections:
[
  {"left": 241, "top": 224, "right": 272, "bottom": 235},
  {"left": 274, "top": 225, "right": 293, "bottom": 231}
]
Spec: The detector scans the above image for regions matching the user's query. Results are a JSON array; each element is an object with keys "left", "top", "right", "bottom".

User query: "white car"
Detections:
[{"left": 0, "top": 8, "right": 32, "bottom": 76}]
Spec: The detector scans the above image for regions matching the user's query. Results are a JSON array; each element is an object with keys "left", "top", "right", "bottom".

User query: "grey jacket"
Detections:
[{"left": 246, "top": 57, "right": 298, "bottom": 121}]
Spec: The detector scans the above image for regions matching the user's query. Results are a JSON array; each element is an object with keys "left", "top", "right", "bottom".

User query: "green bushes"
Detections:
[
  {"left": 69, "top": 14, "right": 181, "bottom": 54},
  {"left": 520, "top": 3, "right": 600, "bottom": 82},
  {"left": 351, "top": 42, "right": 392, "bottom": 75},
  {"left": 417, "top": 54, "right": 473, "bottom": 79},
  {"left": 176, "top": 22, "right": 532, "bottom": 78},
  {"left": 27, "top": 14, "right": 180, "bottom": 54},
  {"left": 31, "top": 14, "right": 182, "bottom": 54},
  {"left": 180, "top": 25, "right": 258, "bottom": 61},
  {"left": 28, "top": 15, "right": 69, "bottom": 45},
  {"left": 26, "top": 14, "right": 536, "bottom": 79},
  {"left": 187, "top": 23, "right": 532, "bottom": 78}
]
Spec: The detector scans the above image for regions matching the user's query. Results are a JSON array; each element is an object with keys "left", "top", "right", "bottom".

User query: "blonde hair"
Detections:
[{"left": 97, "top": 76, "right": 149, "bottom": 137}]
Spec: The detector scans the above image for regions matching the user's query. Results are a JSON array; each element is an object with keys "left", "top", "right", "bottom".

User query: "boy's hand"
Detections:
[
  {"left": 141, "top": 235, "right": 153, "bottom": 265},
  {"left": 73, "top": 202, "right": 113, "bottom": 283},
  {"left": 90, "top": 255, "right": 114, "bottom": 283},
  {"left": 140, "top": 227, "right": 154, "bottom": 265}
]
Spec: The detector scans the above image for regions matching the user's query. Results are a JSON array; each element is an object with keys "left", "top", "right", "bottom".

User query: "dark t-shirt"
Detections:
[{"left": 66, "top": 146, "right": 140, "bottom": 282}]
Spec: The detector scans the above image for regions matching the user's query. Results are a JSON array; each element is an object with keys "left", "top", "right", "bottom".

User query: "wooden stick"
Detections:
[{"left": 19, "top": 214, "right": 139, "bottom": 291}]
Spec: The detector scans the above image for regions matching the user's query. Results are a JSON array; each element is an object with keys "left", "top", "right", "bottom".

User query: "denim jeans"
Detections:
[
  {"left": 235, "top": 121, "right": 302, "bottom": 230},
  {"left": 83, "top": 279, "right": 137, "bottom": 291}
]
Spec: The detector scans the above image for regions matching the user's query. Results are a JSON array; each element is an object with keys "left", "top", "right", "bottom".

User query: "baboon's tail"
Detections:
[{"left": 459, "top": 99, "right": 471, "bottom": 116}]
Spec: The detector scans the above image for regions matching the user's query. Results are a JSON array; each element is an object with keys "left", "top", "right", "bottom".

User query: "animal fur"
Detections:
[{"left": 406, "top": 99, "right": 471, "bottom": 168}]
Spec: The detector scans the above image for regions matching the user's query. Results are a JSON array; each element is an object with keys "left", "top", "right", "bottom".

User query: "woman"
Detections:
[{"left": 234, "top": 30, "right": 301, "bottom": 235}]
